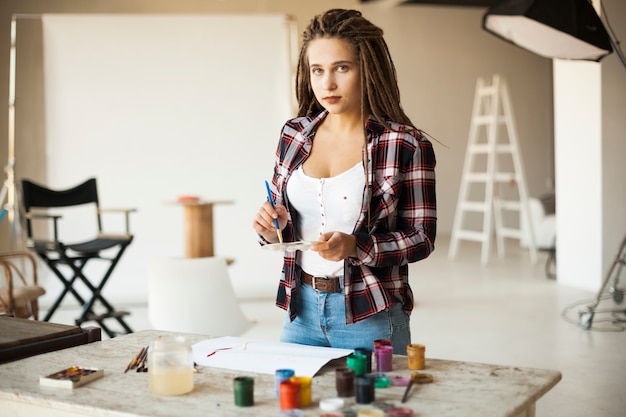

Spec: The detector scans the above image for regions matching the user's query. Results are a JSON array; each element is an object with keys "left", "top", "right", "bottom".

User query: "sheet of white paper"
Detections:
[{"left": 192, "top": 336, "right": 352, "bottom": 377}]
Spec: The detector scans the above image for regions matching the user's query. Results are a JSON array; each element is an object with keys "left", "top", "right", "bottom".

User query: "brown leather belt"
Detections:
[{"left": 301, "top": 272, "right": 342, "bottom": 293}]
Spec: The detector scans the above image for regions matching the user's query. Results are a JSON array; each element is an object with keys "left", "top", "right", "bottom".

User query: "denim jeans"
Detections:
[{"left": 280, "top": 281, "right": 411, "bottom": 354}]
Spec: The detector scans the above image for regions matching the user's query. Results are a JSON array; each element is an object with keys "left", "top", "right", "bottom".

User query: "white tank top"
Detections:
[{"left": 286, "top": 162, "right": 365, "bottom": 277}]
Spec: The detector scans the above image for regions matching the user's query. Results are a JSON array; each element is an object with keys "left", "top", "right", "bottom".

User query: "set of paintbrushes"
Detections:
[{"left": 124, "top": 346, "right": 149, "bottom": 373}]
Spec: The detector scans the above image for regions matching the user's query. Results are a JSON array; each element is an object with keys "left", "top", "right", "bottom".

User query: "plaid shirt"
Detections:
[{"left": 266, "top": 110, "right": 437, "bottom": 324}]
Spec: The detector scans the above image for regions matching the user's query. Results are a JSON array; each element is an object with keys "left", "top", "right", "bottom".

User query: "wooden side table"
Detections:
[{"left": 170, "top": 199, "right": 233, "bottom": 258}]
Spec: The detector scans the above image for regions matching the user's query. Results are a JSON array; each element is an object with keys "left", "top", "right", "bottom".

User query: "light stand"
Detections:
[
  {"left": 3, "top": 15, "right": 41, "bottom": 246},
  {"left": 2, "top": 16, "right": 18, "bottom": 231},
  {"left": 483, "top": 0, "right": 626, "bottom": 330}
]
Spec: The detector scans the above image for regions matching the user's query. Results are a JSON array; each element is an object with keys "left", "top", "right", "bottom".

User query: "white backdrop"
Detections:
[{"left": 40, "top": 14, "right": 292, "bottom": 305}]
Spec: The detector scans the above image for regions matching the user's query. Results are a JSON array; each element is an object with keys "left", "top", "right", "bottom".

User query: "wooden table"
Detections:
[
  {"left": 170, "top": 200, "right": 233, "bottom": 258},
  {"left": 0, "top": 330, "right": 561, "bottom": 417}
]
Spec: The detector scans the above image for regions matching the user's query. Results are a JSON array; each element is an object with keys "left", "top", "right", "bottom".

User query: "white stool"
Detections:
[{"left": 148, "top": 256, "right": 252, "bottom": 337}]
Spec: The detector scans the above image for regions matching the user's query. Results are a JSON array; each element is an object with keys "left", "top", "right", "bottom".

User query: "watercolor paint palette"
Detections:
[
  {"left": 262, "top": 241, "right": 317, "bottom": 252},
  {"left": 39, "top": 366, "right": 104, "bottom": 389}
]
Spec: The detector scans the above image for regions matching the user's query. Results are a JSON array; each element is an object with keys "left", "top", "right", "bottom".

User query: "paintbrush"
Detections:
[
  {"left": 401, "top": 372, "right": 420, "bottom": 403},
  {"left": 136, "top": 346, "right": 149, "bottom": 372},
  {"left": 264, "top": 180, "right": 283, "bottom": 244},
  {"left": 124, "top": 346, "right": 146, "bottom": 373}
]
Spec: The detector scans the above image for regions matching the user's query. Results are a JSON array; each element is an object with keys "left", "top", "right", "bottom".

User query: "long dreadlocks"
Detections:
[{"left": 296, "top": 8, "right": 416, "bottom": 131}]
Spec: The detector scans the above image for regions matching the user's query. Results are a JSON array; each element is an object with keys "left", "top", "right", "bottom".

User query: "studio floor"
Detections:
[{"left": 42, "top": 236, "right": 626, "bottom": 417}]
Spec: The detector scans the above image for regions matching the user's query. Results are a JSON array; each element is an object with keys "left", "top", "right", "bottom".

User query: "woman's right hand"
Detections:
[{"left": 252, "top": 201, "right": 288, "bottom": 243}]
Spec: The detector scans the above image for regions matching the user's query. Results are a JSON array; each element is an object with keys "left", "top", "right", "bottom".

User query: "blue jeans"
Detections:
[{"left": 280, "top": 281, "right": 411, "bottom": 355}]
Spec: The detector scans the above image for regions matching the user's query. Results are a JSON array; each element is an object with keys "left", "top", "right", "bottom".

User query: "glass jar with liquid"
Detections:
[{"left": 148, "top": 335, "right": 194, "bottom": 396}]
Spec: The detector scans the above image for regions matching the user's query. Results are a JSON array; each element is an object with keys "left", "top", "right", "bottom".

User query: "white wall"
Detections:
[
  {"left": 553, "top": 60, "right": 604, "bottom": 290},
  {"left": 601, "top": 0, "right": 626, "bottom": 291},
  {"left": 554, "top": 0, "right": 626, "bottom": 291},
  {"left": 39, "top": 14, "right": 292, "bottom": 303},
  {"left": 362, "top": 4, "right": 555, "bottom": 242}
]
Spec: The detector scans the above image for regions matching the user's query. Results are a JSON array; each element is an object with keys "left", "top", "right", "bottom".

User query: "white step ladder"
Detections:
[{"left": 448, "top": 74, "right": 537, "bottom": 265}]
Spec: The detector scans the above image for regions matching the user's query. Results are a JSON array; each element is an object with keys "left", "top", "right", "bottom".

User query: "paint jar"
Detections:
[
  {"left": 335, "top": 367, "right": 355, "bottom": 397},
  {"left": 373, "top": 339, "right": 392, "bottom": 348},
  {"left": 357, "top": 407, "right": 385, "bottom": 417},
  {"left": 406, "top": 344, "right": 425, "bottom": 370},
  {"left": 319, "top": 398, "right": 345, "bottom": 412},
  {"left": 279, "top": 379, "right": 301, "bottom": 411},
  {"left": 278, "top": 410, "right": 304, "bottom": 417},
  {"left": 390, "top": 375, "right": 411, "bottom": 387},
  {"left": 290, "top": 376, "right": 312, "bottom": 408},
  {"left": 368, "top": 372, "right": 390, "bottom": 388},
  {"left": 387, "top": 407, "right": 415, "bottom": 417},
  {"left": 233, "top": 376, "right": 254, "bottom": 407},
  {"left": 347, "top": 353, "right": 367, "bottom": 376},
  {"left": 374, "top": 344, "right": 393, "bottom": 372},
  {"left": 148, "top": 335, "right": 194, "bottom": 396},
  {"left": 275, "top": 369, "right": 295, "bottom": 397},
  {"left": 355, "top": 376, "right": 375, "bottom": 404},
  {"left": 354, "top": 347, "right": 373, "bottom": 373}
]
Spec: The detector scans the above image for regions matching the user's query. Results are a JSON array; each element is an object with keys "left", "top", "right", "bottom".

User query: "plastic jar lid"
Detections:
[
  {"left": 390, "top": 375, "right": 411, "bottom": 386},
  {"left": 278, "top": 410, "right": 304, "bottom": 417},
  {"left": 319, "top": 398, "right": 345, "bottom": 411},
  {"left": 388, "top": 406, "right": 415, "bottom": 417}
]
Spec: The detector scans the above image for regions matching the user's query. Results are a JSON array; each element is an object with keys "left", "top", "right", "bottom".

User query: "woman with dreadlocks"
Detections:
[{"left": 252, "top": 8, "right": 436, "bottom": 354}]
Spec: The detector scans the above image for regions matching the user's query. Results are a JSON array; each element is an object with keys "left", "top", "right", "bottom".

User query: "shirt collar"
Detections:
[
  {"left": 365, "top": 114, "right": 386, "bottom": 137},
  {"left": 301, "top": 111, "right": 328, "bottom": 140},
  {"left": 303, "top": 110, "right": 386, "bottom": 141}
]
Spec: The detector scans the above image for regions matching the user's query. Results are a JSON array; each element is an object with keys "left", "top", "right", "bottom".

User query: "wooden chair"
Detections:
[{"left": 0, "top": 250, "right": 46, "bottom": 320}]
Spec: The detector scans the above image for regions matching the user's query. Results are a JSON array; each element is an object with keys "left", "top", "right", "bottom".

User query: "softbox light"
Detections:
[{"left": 483, "top": 0, "right": 613, "bottom": 62}]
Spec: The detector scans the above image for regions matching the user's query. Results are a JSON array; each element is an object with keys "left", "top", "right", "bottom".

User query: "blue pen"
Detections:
[{"left": 264, "top": 180, "right": 283, "bottom": 243}]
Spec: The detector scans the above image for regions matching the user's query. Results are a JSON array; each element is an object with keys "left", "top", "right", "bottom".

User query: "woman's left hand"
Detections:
[{"left": 311, "top": 232, "right": 357, "bottom": 261}]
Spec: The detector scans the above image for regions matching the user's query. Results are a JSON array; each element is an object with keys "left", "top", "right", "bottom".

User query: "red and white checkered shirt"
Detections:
[{"left": 265, "top": 110, "right": 437, "bottom": 324}]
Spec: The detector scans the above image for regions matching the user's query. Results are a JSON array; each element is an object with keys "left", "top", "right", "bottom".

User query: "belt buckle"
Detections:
[{"left": 312, "top": 276, "right": 328, "bottom": 292}]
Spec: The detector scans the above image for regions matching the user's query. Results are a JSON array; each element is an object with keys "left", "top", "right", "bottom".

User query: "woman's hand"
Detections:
[
  {"left": 252, "top": 201, "right": 288, "bottom": 243},
  {"left": 311, "top": 232, "right": 357, "bottom": 261}
]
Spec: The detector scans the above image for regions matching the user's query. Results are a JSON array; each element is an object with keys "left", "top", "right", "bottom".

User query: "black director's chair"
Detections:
[{"left": 21, "top": 178, "right": 136, "bottom": 338}]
